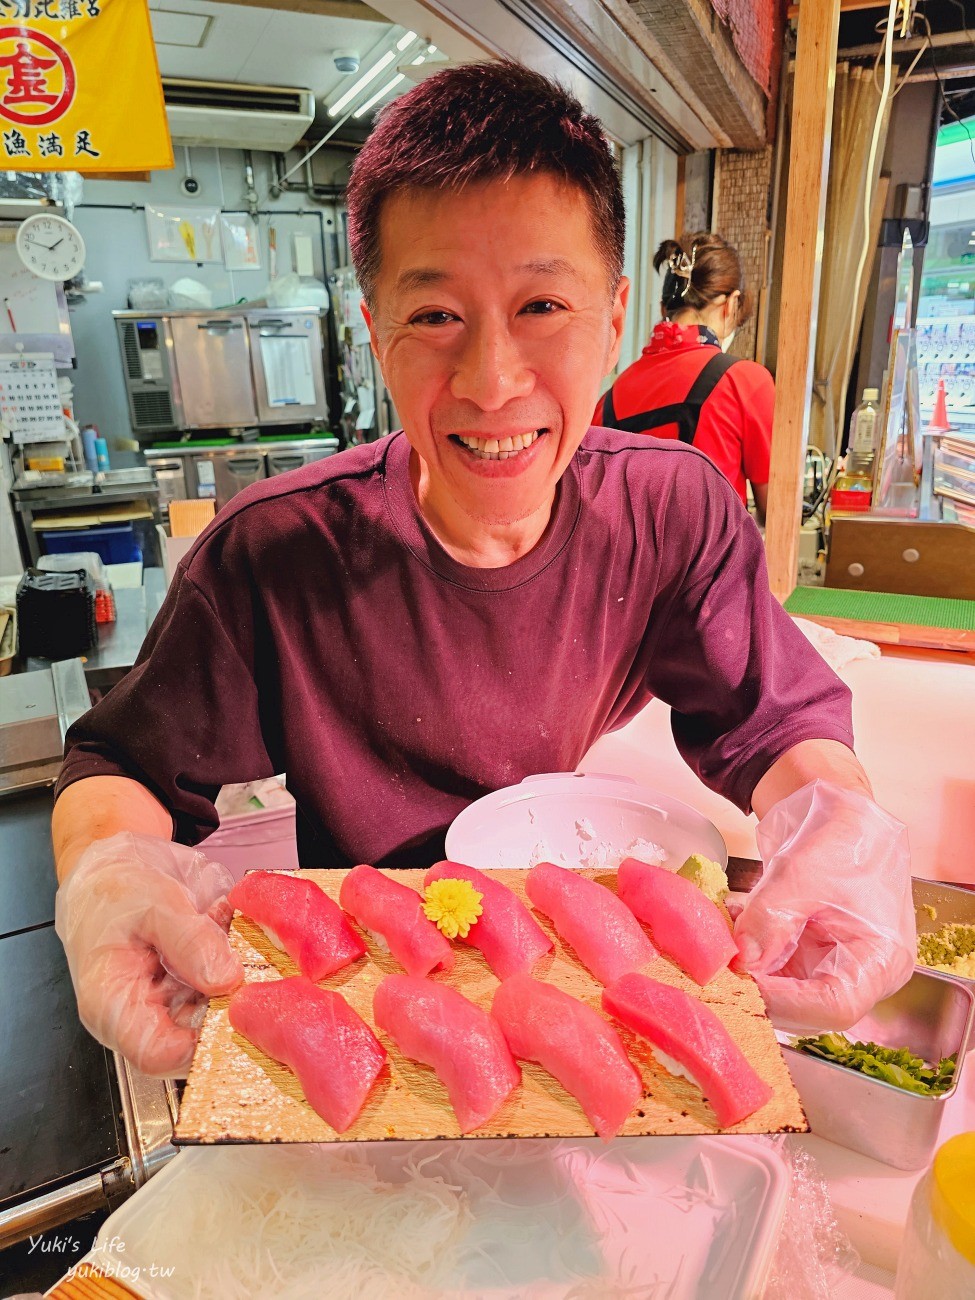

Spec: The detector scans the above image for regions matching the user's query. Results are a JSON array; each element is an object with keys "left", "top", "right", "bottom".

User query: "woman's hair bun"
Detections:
[
  {"left": 653, "top": 239, "right": 684, "bottom": 274},
  {"left": 653, "top": 231, "right": 750, "bottom": 323}
]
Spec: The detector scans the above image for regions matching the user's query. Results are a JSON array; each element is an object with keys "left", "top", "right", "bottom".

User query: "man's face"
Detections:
[{"left": 362, "top": 174, "right": 628, "bottom": 535}]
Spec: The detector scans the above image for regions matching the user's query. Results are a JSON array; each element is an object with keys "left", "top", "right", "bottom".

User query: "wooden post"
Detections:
[{"left": 764, "top": 1, "right": 840, "bottom": 602}]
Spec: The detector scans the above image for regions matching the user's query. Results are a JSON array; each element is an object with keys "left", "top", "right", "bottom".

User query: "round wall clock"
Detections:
[{"left": 16, "top": 212, "right": 86, "bottom": 282}]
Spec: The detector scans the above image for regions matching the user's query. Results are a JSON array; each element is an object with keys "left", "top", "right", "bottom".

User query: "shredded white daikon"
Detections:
[
  {"left": 97, "top": 1146, "right": 470, "bottom": 1299},
  {"left": 93, "top": 1139, "right": 751, "bottom": 1297}
]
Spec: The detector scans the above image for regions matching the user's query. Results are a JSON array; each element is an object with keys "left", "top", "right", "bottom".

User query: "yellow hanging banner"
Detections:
[{"left": 0, "top": 0, "right": 173, "bottom": 173}]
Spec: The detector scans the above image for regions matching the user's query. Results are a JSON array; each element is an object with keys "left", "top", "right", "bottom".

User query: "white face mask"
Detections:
[{"left": 721, "top": 329, "right": 737, "bottom": 353}]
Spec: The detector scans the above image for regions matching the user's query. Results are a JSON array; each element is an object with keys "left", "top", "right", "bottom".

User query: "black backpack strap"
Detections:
[
  {"left": 599, "top": 351, "right": 742, "bottom": 444},
  {"left": 600, "top": 385, "right": 618, "bottom": 427}
]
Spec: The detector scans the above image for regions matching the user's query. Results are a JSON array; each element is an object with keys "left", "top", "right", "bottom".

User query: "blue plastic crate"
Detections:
[{"left": 41, "top": 524, "right": 142, "bottom": 566}]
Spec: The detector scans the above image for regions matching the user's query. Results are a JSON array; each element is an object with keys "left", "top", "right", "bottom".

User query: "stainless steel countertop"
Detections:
[{"left": 12, "top": 481, "right": 160, "bottom": 509}]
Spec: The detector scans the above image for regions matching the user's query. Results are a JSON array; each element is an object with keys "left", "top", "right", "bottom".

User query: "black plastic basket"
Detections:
[{"left": 16, "top": 568, "right": 97, "bottom": 660}]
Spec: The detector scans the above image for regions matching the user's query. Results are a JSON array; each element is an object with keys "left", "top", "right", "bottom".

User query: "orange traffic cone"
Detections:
[{"left": 927, "top": 378, "right": 951, "bottom": 432}]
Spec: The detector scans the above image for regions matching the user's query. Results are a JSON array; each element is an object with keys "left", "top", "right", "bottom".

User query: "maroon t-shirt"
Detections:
[{"left": 57, "top": 429, "right": 853, "bottom": 869}]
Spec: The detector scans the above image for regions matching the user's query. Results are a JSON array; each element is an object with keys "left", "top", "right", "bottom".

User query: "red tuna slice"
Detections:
[
  {"left": 229, "top": 871, "right": 366, "bottom": 981},
  {"left": 616, "top": 857, "right": 737, "bottom": 985},
  {"left": 603, "top": 973, "right": 773, "bottom": 1128},
  {"left": 372, "top": 974, "right": 521, "bottom": 1133},
  {"left": 229, "top": 977, "right": 386, "bottom": 1132},
  {"left": 525, "top": 861, "right": 657, "bottom": 986},
  {"left": 339, "top": 864, "right": 454, "bottom": 977},
  {"left": 492, "top": 973, "right": 642, "bottom": 1141},
  {"left": 424, "top": 861, "right": 552, "bottom": 979}
]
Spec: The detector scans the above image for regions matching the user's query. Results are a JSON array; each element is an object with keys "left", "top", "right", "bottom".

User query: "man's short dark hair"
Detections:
[{"left": 346, "top": 59, "right": 625, "bottom": 305}]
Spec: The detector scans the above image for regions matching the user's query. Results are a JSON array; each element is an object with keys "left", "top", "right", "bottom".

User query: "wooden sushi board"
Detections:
[{"left": 176, "top": 868, "right": 808, "bottom": 1144}]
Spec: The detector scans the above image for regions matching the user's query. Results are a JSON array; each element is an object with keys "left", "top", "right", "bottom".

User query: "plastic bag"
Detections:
[
  {"left": 734, "top": 781, "right": 916, "bottom": 1031},
  {"left": 170, "top": 277, "right": 214, "bottom": 309},
  {"left": 762, "top": 1136, "right": 860, "bottom": 1299},
  {"left": 127, "top": 277, "right": 169, "bottom": 309},
  {"left": 265, "top": 271, "right": 329, "bottom": 309}
]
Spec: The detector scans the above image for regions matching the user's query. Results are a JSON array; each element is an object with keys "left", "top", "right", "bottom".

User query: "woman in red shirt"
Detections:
[{"left": 595, "top": 233, "right": 773, "bottom": 522}]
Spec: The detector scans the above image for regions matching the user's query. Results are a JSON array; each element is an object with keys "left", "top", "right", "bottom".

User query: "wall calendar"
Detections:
[{"left": 0, "top": 352, "right": 66, "bottom": 443}]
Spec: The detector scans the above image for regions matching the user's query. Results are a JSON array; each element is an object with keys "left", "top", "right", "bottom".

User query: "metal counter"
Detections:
[
  {"left": 10, "top": 474, "right": 161, "bottom": 569},
  {"left": 0, "top": 659, "right": 178, "bottom": 1252}
]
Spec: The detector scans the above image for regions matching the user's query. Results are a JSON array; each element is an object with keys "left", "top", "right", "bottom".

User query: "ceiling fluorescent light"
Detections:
[
  {"left": 328, "top": 50, "right": 395, "bottom": 116},
  {"left": 410, "top": 55, "right": 426, "bottom": 65},
  {"left": 354, "top": 74, "right": 405, "bottom": 118},
  {"left": 396, "top": 30, "right": 417, "bottom": 51}
]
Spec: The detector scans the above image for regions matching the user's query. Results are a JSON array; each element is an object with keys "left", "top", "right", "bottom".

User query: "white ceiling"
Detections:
[{"left": 148, "top": 0, "right": 406, "bottom": 107}]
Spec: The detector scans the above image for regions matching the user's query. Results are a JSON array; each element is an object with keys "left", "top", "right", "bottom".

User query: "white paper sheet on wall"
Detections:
[
  {"left": 146, "top": 205, "right": 222, "bottom": 263},
  {"left": 220, "top": 213, "right": 261, "bottom": 271},
  {"left": 0, "top": 234, "right": 74, "bottom": 364},
  {"left": 261, "top": 334, "right": 316, "bottom": 408}
]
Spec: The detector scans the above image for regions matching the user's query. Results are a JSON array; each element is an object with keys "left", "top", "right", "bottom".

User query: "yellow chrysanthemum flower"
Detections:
[{"left": 422, "top": 878, "right": 483, "bottom": 940}]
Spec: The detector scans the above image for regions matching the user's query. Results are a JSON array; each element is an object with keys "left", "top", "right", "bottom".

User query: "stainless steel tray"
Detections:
[{"left": 777, "top": 968, "right": 974, "bottom": 1170}]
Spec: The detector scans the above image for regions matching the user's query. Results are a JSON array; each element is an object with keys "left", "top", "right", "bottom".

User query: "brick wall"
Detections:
[{"left": 712, "top": 146, "right": 773, "bottom": 360}]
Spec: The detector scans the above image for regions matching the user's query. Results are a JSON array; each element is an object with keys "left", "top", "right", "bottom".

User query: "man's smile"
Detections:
[{"left": 449, "top": 429, "right": 548, "bottom": 461}]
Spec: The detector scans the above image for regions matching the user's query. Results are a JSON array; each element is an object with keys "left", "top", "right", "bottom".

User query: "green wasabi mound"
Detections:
[
  {"left": 917, "top": 922, "right": 975, "bottom": 980},
  {"left": 677, "top": 853, "right": 730, "bottom": 905}
]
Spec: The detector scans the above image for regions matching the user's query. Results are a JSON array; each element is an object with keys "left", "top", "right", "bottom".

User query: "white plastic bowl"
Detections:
[{"left": 445, "top": 771, "right": 727, "bottom": 873}]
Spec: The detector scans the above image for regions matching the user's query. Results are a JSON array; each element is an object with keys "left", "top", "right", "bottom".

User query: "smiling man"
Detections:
[{"left": 52, "top": 62, "right": 914, "bottom": 1077}]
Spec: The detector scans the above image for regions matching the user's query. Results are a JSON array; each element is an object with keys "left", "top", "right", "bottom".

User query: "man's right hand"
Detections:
[{"left": 54, "top": 832, "right": 243, "bottom": 1077}]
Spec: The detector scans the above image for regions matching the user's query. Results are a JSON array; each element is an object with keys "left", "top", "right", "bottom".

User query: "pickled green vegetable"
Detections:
[{"left": 791, "top": 1032, "right": 956, "bottom": 1096}]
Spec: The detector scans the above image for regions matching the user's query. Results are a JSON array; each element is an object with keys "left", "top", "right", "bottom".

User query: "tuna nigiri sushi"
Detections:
[
  {"left": 492, "top": 973, "right": 642, "bottom": 1141},
  {"left": 339, "top": 864, "right": 454, "bottom": 977},
  {"left": 228, "top": 977, "right": 386, "bottom": 1132},
  {"left": 372, "top": 974, "right": 521, "bottom": 1132},
  {"left": 603, "top": 973, "right": 773, "bottom": 1128},
  {"left": 617, "top": 857, "right": 737, "bottom": 986},
  {"left": 424, "top": 861, "right": 552, "bottom": 979},
  {"left": 229, "top": 871, "right": 366, "bottom": 981},
  {"left": 525, "top": 861, "right": 657, "bottom": 986}
]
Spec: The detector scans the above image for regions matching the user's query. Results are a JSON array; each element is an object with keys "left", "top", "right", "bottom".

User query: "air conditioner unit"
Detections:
[{"left": 163, "top": 79, "right": 315, "bottom": 152}]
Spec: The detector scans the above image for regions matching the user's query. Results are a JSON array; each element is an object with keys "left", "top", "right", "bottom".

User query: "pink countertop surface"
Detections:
[{"left": 582, "top": 647, "right": 975, "bottom": 885}]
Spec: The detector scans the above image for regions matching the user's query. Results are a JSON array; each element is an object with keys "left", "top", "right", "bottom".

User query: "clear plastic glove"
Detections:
[
  {"left": 734, "top": 781, "right": 916, "bottom": 1032},
  {"left": 55, "top": 832, "right": 243, "bottom": 1077}
]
